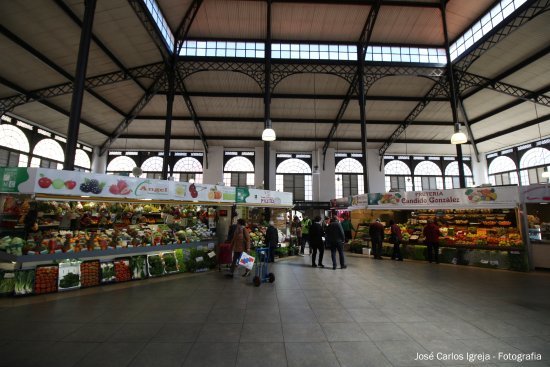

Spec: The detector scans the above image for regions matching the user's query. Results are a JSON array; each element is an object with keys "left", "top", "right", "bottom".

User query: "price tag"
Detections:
[
  {"left": 196, "top": 256, "right": 204, "bottom": 263},
  {"left": 207, "top": 251, "right": 216, "bottom": 258},
  {"left": 208, "top": 242, "right": 215, "bottom": 250}
]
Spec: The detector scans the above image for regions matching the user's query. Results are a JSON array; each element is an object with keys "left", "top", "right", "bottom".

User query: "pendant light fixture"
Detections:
[
  {"left": 262, "top": 119, "right": 276, "bottom": 141},
  {"left": 450, "top": 123, "right": 467, "bottom": 144}
]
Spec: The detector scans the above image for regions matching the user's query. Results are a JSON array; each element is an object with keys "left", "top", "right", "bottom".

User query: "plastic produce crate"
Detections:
[
  {"left": 34, "top": 264, "right": 59, "bottom": 294},
  {"left": 80, "top": 260, "right": 100, "bottom": 288},
  {"left": 58, "top": 260, "right": 82, "bottom": 291}
]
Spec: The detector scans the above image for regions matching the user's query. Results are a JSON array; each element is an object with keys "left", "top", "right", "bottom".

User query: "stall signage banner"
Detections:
[
  {"left": 521, "top": 184, "right": 550, "bottom": 203},
  {"left": 350, "top": 194, "right": 368, "bottom": 209},
  {"left": 0, "top": 167, "right": 30, "bottom": 193},
  {"left": 236, "top": 187, "right": 293, "bottom": 206},
  {"left": 366, "top": 186, "right": 518, "bottom": 208},
  {"left": 174, "top": 182, "right": 235, "bottom": 202},
  {"left": 330, "top": 197, "right": 351, "bottom": 208}
]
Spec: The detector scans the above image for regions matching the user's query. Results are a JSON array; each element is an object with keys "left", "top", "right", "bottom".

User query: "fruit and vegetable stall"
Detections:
[{"left": 345, "top": 186, "right": 531, "bottom": 271}]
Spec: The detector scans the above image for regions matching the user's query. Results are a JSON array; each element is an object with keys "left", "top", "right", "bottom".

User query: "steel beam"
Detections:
[
  {"left": 270, "top": 0, "right": 440, "bottom": 7},
  {"left": 128, "top": 0, "right": 171, "bottom": 62},
  {"left": 174, "top": 0, "right": 203, "bottom": 54}
]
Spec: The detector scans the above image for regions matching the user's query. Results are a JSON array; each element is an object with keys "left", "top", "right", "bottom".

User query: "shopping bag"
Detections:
[{"left": 238, "top": 252, "right": 255, "bottom": 270}]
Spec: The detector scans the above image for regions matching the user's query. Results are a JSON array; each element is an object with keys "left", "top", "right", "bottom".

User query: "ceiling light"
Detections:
[
  {"left": 451, "top": 124, "right": 467, "bottom": 145},
  {"left": 542, "top": 171, "right": 550, "bottom": 178},
  {"left": 262, "top": 128, "right": 276, "bottom": 141},
  {"left": 189, "top": 178, "right": 195, "bottom": 184}
]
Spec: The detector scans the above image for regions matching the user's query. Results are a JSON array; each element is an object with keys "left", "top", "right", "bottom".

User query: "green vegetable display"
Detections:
[
  {"left": 59, "top": 272, "right": 80, "bottom": 289},
  {"left": 162, "top": 252, "right": 178, "bottom": 273},
  {"left": 0, "top": 272, "right": 15, "bottom": 295},
  {"left": 101, "top": 262, "right": 116, "bottom": 283},
  {"left": 147, "top": 254, "right": 165, "bottom": 276},
  {"left": 14, "top": 270, "right": 34, "bottom": 295},
  {"left": 131, "top": 256, "right": 148, "bottom": 279}
]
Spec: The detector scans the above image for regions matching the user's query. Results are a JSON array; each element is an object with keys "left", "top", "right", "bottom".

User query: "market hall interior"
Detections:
[{"left": 0, "top": 254, "right": 549, "bottom": 367}]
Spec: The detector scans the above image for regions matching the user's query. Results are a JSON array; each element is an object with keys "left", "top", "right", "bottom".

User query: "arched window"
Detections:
[
  {"left": 223, "top": 156, "right": 254, "bottom": 187},
  {"left": 74, "top": 149, "right": 91, "bottom": 172},
  {"left": 31, "top": 138, "right": 64, "bottom": 169},
  {"left": 173, "top": 157, "right": 203, "bottom": 183},
  {"left": 384, "top": 160, "right": 412, "bottom": 192},
  {"left": 488, "top": 156, "right": 518, "bottom": 186},
  {"left": 413, "top": 161, "right": 443, "bottom": 191},
  {"left": 141, "top": 156, "right": 166, "bottom": 179},
  {"left": 335, "top": 158, "right": 364, "bottom": 198},
  {"left": 0, "top": 124, "right": 29, "bottom": 167},
  {"left": 518, "top": 147, "right": 550, "bottom": 185},
  {"left": 106, "top": 156, "right": 137, "bottom": 175},
  {"left": 276, "top": 158, "right": 312, "bottom": 201},
  {"left": 444, "top": 161, "right": 474, "bottom": 189}
]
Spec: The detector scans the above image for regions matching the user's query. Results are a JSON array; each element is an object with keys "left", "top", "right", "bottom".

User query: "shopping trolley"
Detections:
[
  {"left": 252, "top": 247, "right": 275, "bottom": 287},
  {"left": 217, "top": 242, "right": 233, "bottom": 272}
]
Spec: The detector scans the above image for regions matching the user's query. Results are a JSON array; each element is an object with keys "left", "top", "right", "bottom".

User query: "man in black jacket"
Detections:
[
  {"left": 265, "top": 221, "right": 279, "bottom": 263},
  {"left": 309, "top": 216, "right": 325, "bottom": 268},
  {"left": 325, "top": 216, "right": 347, "bottom": 270}
]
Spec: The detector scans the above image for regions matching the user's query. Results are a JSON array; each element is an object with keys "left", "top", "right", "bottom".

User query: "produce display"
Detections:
[
  {"left": 0, "top": 271, "right": 15, "bottom": 295},
  {"left": 162, "top": 252, "right": 178, "bottom": 273},
  {"left": 14, "top": 269, "right": 34, "bottom": 295},
  {"left": 100, "top": 262, "right": 116, "bottom": 283},
  {"left": 0, "top": 236, "right": 25, "bottom": 256},
  {"left": 80, "top": 261, "right": 100, "bottom": 287},
  {"left": 131, "top": 256, "right": 148, "bottom": 279},
  {"left": 147, "top": 254, "right": 165, "bottom": 276},
  {"left": 34, "top": 265, "right": 58, "bottom": 294},
  {"left": 58, "top": 260, "right": 81, "bottom": 290},
  {"left": 114, "top": 258, "right": 132, "bottom": 282}
]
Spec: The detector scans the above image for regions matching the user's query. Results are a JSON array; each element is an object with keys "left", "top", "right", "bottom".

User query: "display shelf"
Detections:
[
  {"left": 0, "top": 240, "right": 214, "bottom": 263},
  {"left": 400, "top": 242, "right": 523, "bottom": 252}
]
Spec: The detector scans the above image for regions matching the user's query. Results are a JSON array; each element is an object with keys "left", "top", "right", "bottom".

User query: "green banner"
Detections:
[
  {"left": 236, "top": 187, "right": 250, "bottom": 203},
  {"left": 0, "top": 167, "right": 29, "bottom": 193}
]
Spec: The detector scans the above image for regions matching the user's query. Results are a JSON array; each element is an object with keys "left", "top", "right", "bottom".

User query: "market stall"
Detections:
[
  {"left": 346, "top": 186, "right": 529, "bottom": 271},
  {"left": 520, "top": 184, "right": 550, "bottom": 269}
]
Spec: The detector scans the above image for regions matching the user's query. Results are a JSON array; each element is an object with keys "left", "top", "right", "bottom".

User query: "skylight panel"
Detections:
[{"left": 143, "top": 0, "right": 174, "bottom": 52}]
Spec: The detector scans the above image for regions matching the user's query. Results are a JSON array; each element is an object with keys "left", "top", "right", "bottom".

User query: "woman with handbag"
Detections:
[
  {"left": 226, "top": 218, "right": 251, "bottom": 278},
  {"left": 389, "top": 220, "right": 403, "bottom": 261}
]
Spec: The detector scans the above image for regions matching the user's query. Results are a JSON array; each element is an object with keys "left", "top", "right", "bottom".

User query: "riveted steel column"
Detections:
[
  {"left": 162, "top": 66, "right": 175, "bottom": 179},
  {"left": 65, "top": 0, "right": 96, "bottom": 170},
  {"left": 264, "top": 0, "right": 272, "bottom": 191},
  {"left": 358, "top": 45, "right": 369, "bottom": 193}
]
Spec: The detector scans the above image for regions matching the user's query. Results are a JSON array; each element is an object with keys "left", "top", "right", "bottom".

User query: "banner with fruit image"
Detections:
[
  {"left": 173, "top": 182, "right": 235, "bottom": 202},
  {"left": 364, "top": 186, "right": 519, "bottom": 209},
  {"left": 235, "top": 187, "right": 292, "bottom": 206}
]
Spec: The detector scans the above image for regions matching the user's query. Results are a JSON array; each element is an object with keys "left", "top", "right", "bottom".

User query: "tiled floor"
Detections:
[{"left": 1, "top": 256, "right": 550, "bottom": 366}]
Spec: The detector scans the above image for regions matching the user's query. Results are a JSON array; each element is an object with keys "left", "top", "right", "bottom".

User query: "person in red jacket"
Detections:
[{"left": 423, "top": 219, "right": 441, "bottom": 264}]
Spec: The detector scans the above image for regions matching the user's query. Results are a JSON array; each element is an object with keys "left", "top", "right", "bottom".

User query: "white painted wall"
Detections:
[
  {"left": 367, "top": 149, "right": 385, "bottom": 193},
  {"left": 471, "top": 154, "right": 489, "bottom": 186},
  {"left": 92, "top": 147, "right": 107, "bottom": 174},
  {"left": 318, "top": 147, "right": 336, "bottom": 201},
  {"left": 203, "top": 146, "right": 224, "bottom": 184},
  {"left": 254, "top": 146, "right": 264, "bottom": 188}
]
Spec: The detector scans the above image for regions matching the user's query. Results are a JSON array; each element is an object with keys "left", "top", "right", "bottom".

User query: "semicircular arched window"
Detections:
[
  {"left": 384, "top": 160, "right": 412, "bottom": 192},
  {"left": 488, "top": 156, "right": 518, "bottom": 186},
  {"left": 140, "top": 156, "right": 167, "bottom": 179},
  {"left": 106, "top": 156, "right": 137, "bottom": 175},
  {"left": 518, "top": 147, "right": 550, "bottom": 185},
  {"left": 31, "top": 138, "right": 64, "bottom": 169},
  {"left": 173, "top": 157, "right": 203, "bottom": 183},
  {"left": 335, "top": 158, "right": 364, "bottom": 198},
  {"left": 276, "top": 158, "right": 312, "bottom": 201},
  {"left": 74, "top": 149, "right": 91, "bottom": 171},
  {"left": 413, "top": 161, "right": 443, "bottom": 191},
  {"left": 0, "top": 124, "right": 30, "bottom": 167},
  {"left": 444, "top": 161, "right": 474, "bottom": 189},
  {"left": 223, "top": 156, "right": 255, "bottom": 187}
]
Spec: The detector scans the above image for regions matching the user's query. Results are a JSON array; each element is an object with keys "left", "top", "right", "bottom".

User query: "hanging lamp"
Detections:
[
  {"left": 262, "top": 119, "right": 276, "bottom": 141},
  {"left": 451, "top": 123, "right": 467, "bottom": 144}
]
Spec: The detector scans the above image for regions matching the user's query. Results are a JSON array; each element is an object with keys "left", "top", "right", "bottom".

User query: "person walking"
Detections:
[
  {"left": 369, "top": 218, "right": 385, "bottom": 260},
  {"left": 423, "top": 219, "right": 441, "bottom": 264},
  {"left": 265, "top": 221, "right": 278, "bottom": 263},
  {"left": 301, "top": 215, "right": 312, "bottom": 255},
  {"left": 389, "top": 219, "right": 403, "bottom": 261},
  {"left": 309, "top": 216, "right": 325, "bottom": 268},
  {"left": 291, "top": 216, "right": 303, "bottom": 256},
  {"left": 341, "top": 216, "right": 354, "bottom": 243},
  {"left": 226, "top": 218, "right": 251, "bottom": 277},
  {"left": 326, "top": 216, "right": 347, "bottom": 270}
]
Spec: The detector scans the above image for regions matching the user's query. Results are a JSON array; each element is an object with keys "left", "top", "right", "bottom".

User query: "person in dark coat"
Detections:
[
  {"left": 369, "top": 218, "right": 385, "bottom": 259},
  {"left": 423, "top": 219, "right": 441, "bottom": 264},
  {"left": 265, "top": 221, "right": 279, "bottom": 263},
  {"left": 389, "top": 219, "right": 403, "bottom": 261},
  {"left": 325, "top": 216, "right": 346, "bottom": 270},
  {"left": 309, "top": 216, "right": 325, "bottom": 268}
]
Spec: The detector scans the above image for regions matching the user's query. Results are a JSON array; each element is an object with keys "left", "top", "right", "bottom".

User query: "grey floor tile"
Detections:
[
  {"left": 75, "top": 342, "right": 146, "bottom": 367},
  {"left": 307, "top": 296, "right": 343, "bottom": 309},
  {"left": 182, "top": 342, "right": 238, "bottom": 367},
  {"left": 9, "top": 322, "right": 85, "bottom": 342},
  {"left": 348, "top": 308, "right": 392, "bottom": 323},
  {"left": 472, "top": 318, "right": 536, "bottom": 338},
  {"left": 360, "top": 322, "right": 412, "bottom": 341},
  {"left": 63, "top": 323, "right": 124, "bottom": 342},
  {"left": 375, "top": 340, "right": 442, "bottom": 366},
  {"left": 240, "top": 322, "right": 284, "bottom": 342},
  {"left": 0, "top": 341, "right": 55, "bottom": 367},
  {"left": 207, "top": 307, "right": 246, "bottom": 323},
  {"left": 171, "top": 311, "right": 210, "bottom": 323},
  {"left": 34, "top": 341, "right": 99, "bottom": 367},
  {"left": 244, "top": 308, "right": 280, "bottom": 323},
  {"left": 499, "top": 337, "right": 550, "bottom": 358},
  {"left": 321, "top": 322, "right": 369, "bottom": 341},
  {"left": 398, "top": 322, "right": 454, "bottom": 342},
  {"left": 108, "top": 322, "right": 163, "bottom": 342},
  {"left": 197, "top": 323, "right": 242, "bottom": 342},
  {"left": 503, "top": 318, "right": 550, "bottom": 336},
  {"left": 152, "top": 322, "right": 203, "bottom": 342},
  {"left": 129, "top": 342, "right": 192, "bottom": 367},
  {"left": 282, "top": 322, "right": 327, "bottom": 342},
  {"left": 460, "top": 338, "right": 523, "bottom": 357},
  {"left": 382, "top": 308, "right": 427, "bottom": 323},
  {"left": 285, "top": 342, "right": 340, "bottom": 367},
  {"left": 331, "top": 341, "right": 393, "bottom": 367},
  {"left": 437, "top": 321, "right": 493, "bottom": 340},
  {"left": 313, "top": 308, "right": 354, "bottom": 323},
  {"left": 280, "top": 307, "right": 317, "bottom": 323},
  {"left": 236, "top": 342, "right": 287, "bottom": 367}
]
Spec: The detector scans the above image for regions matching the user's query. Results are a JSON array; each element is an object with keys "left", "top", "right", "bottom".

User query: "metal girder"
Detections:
[
  {"left": 271, "top": 62, "right": 357, "bottom": 90},
  {"left": 174, "top": 0, "right": 203, "bottom": 54},
  {"left": 0, "top": 62, "right": 163, "bottom": 115},
  {"left": 366, "top": 64, "right": 445, "bottom": 84},
  {"left": 177, "top": 59, "right": 265, "bottom": 90},
  {"left": 99, "top": 72, "right": 167, "bottom": 155},
  {"left": 128, "top": 0, "right": 171, "bottom": 62},
  {"left": 53, "top": 0, "right": 147, "bottom": 92},
  {"left": 0, "top": 76, "right": 110, "bottom": 136},
  {"left": 270, "top": 0, "right": 440, "bottom": 7},
  {"left": 454, "top": 0, "right": 550, "bottom": 71},
  {"left": 459, "top": 71, "right": 550, "bottom": 107},
  {"left": 174, "top": 70, "right": 209, "bottom": 154},
  {"left": 378, "top": 80, "right": 449, "bottom": 168}
]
